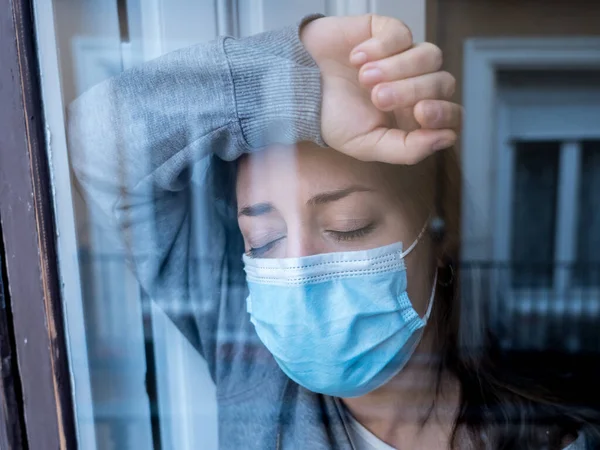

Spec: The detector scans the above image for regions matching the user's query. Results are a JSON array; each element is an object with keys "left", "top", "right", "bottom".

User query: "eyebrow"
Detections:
[
  {"left": 237, "top": 185, "right": 374, "bottom": 217},
  {"left": 307, "top": 185, "right": 374, "bottom": 206}
]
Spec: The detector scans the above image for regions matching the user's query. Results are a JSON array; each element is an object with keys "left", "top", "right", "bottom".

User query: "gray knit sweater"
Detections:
[{"left": 67, "top": 16, "right": 590, "bottom": 450}]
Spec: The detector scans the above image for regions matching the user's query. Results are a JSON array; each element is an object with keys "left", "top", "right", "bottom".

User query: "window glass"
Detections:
[
  {"left": 31, "top": 0, "right": 600, "bottom": 449},
  {"left": 510, "top": 141, "right": 560, "bottom": 288},
  {"left": 576, "top": 140, "right": 600, "bottom": 287}
]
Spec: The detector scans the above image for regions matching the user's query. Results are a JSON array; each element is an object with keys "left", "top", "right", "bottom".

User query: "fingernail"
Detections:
[
  {"left": 376, "top": 86, "right": 394, "bottom": 109},
  {"left": 361, "top": 68, "right": 383, "bottom": 84},
  {"left": 350, "top": 51, "right": 367, "bottom": 65},
  {"left": 432, "top": 139, "right": 454, "bottom": 151}
]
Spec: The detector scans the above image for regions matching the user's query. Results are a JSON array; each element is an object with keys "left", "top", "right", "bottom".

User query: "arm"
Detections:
[{"left": 68, "top": 16, "right": 324, "bottom": 377}]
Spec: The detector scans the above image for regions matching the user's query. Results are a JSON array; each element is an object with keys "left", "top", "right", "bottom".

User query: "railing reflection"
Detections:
[
  {"left": 460, "top": 262, "right": 600, "bottom": 353},
  {"left": 75, "top": 251, "right": 600, "bottom": 446},
  {"left": 78, "top": 251, "right": 600, "bottom": 355}
]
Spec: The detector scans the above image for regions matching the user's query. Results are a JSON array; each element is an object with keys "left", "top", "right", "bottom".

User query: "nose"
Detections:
[{"left": 284, "top": 227, "right": 325, "bottom": 258}]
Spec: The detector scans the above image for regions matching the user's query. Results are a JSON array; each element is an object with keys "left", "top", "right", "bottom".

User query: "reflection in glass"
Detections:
[
  {"left": 511, "top": 141, "right": 560, "bottom": 288},
  {"left": 576, "top": 141, "right": 600, "bottom": 287}
]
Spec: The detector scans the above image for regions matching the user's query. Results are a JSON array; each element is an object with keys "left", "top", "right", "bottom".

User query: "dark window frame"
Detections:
[{"left": 0, "top": 0, "right": 77, "bottom": 447}]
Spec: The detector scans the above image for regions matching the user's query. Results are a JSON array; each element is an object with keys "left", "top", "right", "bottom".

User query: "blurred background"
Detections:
[{"left": 31, "top": 0, "right": 600, "bottom": 449}]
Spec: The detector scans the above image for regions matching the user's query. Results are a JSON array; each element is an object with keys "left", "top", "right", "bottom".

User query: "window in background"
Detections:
[
  {"left": 510, "top": 141, "right": 560, "bottom": 289},
  {"left": 576, "top": 141, "right": 600, "bottom": 287},
  {"left": 488, "top": 71, "right": 600, "bottom": 352}
]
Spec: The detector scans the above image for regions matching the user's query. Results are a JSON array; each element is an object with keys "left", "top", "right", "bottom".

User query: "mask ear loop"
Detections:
[
  {"left": 420, "top": 150, "right": 449, "bottom": 323},
  {"left": 423, "top": 270, "right": 437, "bottom": 322},
  {"left": 400, "top": 215, "right": 432, "bottom": 259},
  {"left": 398, "top": 215, "right": 437, "bottom": 322}
]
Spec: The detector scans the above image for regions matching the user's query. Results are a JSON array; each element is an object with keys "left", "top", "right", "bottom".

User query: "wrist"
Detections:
[
  {"left": 224, "top": 18, "right": 325, "bottom": 149},
  {"left": 299, "top": 15, "right": 326, "bottom": 65}
]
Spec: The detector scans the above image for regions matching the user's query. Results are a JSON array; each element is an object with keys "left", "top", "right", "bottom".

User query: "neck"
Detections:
[{"left": 341, "top": 332, "right": 461, "bottom": 448}]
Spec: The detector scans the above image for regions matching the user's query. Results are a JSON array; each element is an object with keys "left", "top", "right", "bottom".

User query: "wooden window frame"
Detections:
[
  {"left": 0, "top": 0, "right": 77, "bottom": 447},
  {"left": 0, "top": 239, "right": 26, "bottom": 450}
]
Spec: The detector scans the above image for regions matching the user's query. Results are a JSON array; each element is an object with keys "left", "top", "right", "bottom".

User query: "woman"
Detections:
[
  {"left": 227, "top": 141, "right": 599, "bottom": 450},
  {"left": 68, "top": 13, "right": 597, "bottom": 450}
]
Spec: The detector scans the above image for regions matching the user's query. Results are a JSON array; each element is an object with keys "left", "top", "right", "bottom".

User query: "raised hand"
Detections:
[{"left": 301, "top": 15, "right": 461, "bottom": 165}]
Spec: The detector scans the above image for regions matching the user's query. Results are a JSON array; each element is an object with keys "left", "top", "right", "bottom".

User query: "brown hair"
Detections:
[{"left": 422, "top": 150, "right": 600, "bottom": 449}]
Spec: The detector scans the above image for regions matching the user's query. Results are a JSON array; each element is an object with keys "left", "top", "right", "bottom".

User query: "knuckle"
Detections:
[
  {"left": 404, "top": 150, "right": 421, "bottom": 165},
  {"left": 445, "top": 72, "right": 457, "bottom": 97},
  {"left": 410, "top": 78, "right": 423, "bottom": 103},
  {"left": 395, "top": 22, "right": 413, "bottom": 48},
  {"left": 442, "top": 104, "right": 460, "bottom": 127},
  {"left": 371, "top": 15, "right": 390, "bottom": 34},
  {"left": 437, "top": 71, "right": 456, "bottom": 97},
  {"left": 394, "top": 19, "right": 413, "bottom": 43},
  {"left": 373, "top": 15, "right": 412, "bottom": 50},
  {"left": 406, "top": 49, "right": 426, "bottom": 71},
  {"left": 410, "top": 43, "right": 442, "bottom": 72},
  {"left": 427, "top": 44, "right": 444, "bottom": 69},
  {"left": 374, "top": 38, "right": 389, "bottom": 57},
  {"left": 375, "top": 15, "right": 404, "bottom": 32},
  {"left": 421, "top": 100, "right": 443, "bottom": 124},
  {"left": 365, "top": 13, "right": 377, "bottom": 36}
]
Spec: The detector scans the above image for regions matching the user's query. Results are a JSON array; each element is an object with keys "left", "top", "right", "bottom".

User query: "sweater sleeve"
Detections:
[{"left": 67, "top": 15, "right": 324, "bottom": 382}]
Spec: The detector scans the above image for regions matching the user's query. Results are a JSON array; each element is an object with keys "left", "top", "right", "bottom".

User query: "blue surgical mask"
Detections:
[{"left": 242, "top": 229, "right": 436, "bottom": 398}]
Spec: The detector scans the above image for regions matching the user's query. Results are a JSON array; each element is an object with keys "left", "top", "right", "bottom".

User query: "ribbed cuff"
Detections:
[{"left": 224, "top": 14, "right": 326, "bottom": 150}]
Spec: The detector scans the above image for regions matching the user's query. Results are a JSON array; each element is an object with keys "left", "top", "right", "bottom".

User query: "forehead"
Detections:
[{"left": 236, "top": 143, "right": 390, "bottom": 202}]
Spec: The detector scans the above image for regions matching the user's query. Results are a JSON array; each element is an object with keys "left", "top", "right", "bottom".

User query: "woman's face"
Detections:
[{"left": 236, "top": 142, "right": 436, "bottom": 317}]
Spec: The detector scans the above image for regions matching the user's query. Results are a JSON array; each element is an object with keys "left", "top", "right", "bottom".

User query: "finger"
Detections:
[
  {"left": 371, "top": 71, "right": 456, "bottom": 111},
  {"left": 359, "top": 43, "right": 443, "bottom": 86},
  {"left": 344, "top": 128, "right": 457, "bottom": 165},
  {"left": 414, "top": 100, "right": 463, "bottom": 131},
  {"left": 350, "top": 15, "right": 413, "bottom": 66}
]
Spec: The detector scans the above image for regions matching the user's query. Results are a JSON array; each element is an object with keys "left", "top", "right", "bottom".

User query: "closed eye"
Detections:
[
  {"left": 246, "top": 236, "right": 285, "bottom": 258},
  {"left": 327, "top": 223, "right": 376, "bottom": 242}
]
